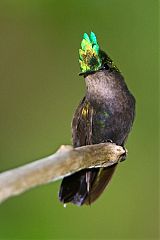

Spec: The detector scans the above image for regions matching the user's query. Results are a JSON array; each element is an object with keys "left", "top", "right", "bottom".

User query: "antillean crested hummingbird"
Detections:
[{"left": 59, "top": 32, "right": 135, "bottom": 206}]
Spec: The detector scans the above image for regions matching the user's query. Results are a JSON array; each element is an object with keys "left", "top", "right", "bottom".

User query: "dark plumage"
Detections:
[{"left": 59, "top": 33, "right": 135, "bottom": 206}]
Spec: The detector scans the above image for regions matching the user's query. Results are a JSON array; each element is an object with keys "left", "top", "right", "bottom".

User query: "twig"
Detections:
[{"left": 0, "top": 143, "right": 125, "bottom": 204}]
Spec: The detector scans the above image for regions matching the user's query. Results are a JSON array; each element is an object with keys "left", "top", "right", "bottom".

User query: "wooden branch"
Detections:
[{"left": 0, "top": 143, "right": 125, "bottom": 204}]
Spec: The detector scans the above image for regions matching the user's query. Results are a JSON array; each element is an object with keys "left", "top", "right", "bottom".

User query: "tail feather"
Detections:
[
  {"left": 84, "top": 164, "right": 117, "bottom": 205},
  {"left": 59, "top": 169, "right": 88, "bottom": 205},
  {"left": 59, "top": 164, "right": 117, "bottom": 206}
]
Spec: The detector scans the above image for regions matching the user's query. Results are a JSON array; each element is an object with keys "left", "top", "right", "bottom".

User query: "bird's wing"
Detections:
[
  {"left": 59, "top": 97, "right": 96, "bottom": 205},
  {"left": 59, "top": 97, "right": 117, "bottom": 205},
  {"left": 72, "top": 97, "right": 93, "bottom": 147},
  {"left": 72, "top": 98, "right": 117, "bottom": 205}
]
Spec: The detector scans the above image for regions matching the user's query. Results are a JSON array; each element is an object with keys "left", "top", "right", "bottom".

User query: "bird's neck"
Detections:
[{"left": 85, "top": 70, "right": 126, "bottom": 102}]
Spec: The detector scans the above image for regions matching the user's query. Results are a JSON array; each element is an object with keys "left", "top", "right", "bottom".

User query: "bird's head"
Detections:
[{"left": 79, "top": 32, "right": 119, "bottom": 75}]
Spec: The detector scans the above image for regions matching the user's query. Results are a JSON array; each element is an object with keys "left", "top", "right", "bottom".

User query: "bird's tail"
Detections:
[
  {"left": 84, "top": 164, "right": 117, "bottom": 205},
  {"left": 59, "top": 164, "right": 117, "bottom": 206}
]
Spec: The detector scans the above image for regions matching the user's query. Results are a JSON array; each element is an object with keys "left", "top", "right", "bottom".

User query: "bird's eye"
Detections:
[{"left": 103, "top": 63, "right": 109, "bottom": 70}]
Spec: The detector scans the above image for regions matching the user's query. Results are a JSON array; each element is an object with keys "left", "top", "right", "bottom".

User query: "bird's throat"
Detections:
[{"left": 85, "top": 70, "right": 121, "bottom": 102}]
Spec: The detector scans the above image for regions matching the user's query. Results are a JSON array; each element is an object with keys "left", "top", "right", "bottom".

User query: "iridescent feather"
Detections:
[{"left": 79, "top": 32, "right": 102, "bottom": 73}]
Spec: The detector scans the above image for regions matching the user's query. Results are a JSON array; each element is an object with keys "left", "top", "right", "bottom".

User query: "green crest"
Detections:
[{"left": 79, "top": 32, "right": 102, "bottom": 73}]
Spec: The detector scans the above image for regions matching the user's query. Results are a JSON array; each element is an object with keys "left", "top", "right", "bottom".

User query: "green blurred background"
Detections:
[{"left": 0, "top": 0, "right": 158, "bottom": 239}]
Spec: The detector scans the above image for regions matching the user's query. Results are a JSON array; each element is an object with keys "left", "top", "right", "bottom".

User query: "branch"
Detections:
[{"left": 0, "top": 143, "right": 125, "bottom": 204}]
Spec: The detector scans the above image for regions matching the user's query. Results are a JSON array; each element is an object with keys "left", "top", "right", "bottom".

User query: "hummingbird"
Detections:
[{"left": 59, "top": 32, "right": 135, "bottom": 206}]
